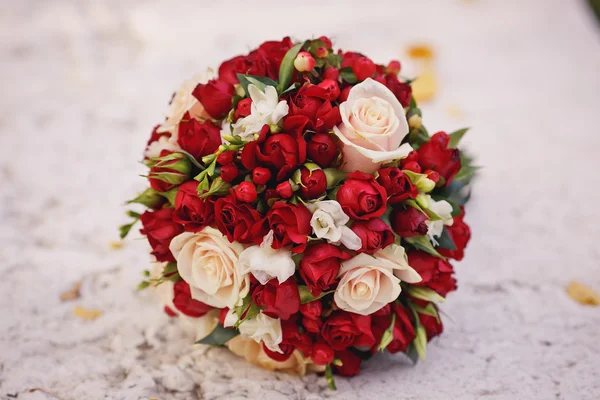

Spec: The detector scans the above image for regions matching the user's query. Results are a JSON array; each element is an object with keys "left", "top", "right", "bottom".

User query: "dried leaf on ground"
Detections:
[
  {"left": 73, "top": 306, "right": 103, "bottom": 320},
  {"left": 60, "top": 280, "right": 82, "bottom": 302},
  {"left": 567, "top": 281, "right": 600, "bottom": 306}
]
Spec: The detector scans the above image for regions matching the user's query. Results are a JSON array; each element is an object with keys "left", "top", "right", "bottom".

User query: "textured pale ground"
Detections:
[{"left": 1, "top": 0, "right": 600, "bottom": 399}]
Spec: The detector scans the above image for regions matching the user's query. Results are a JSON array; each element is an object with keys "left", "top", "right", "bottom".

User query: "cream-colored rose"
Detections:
[
  {"left": 334, "top": 253, "right": 402, "bottom": 315},
  {"left": 333, "top": 78, "right": 413, "bottom": 173},
  {"left": 157, "top": 69, "right": 215, "bottom": 138},
  {"left": 149, "top": 262, "right": 219, "bottom": 341},
  {"left": 227, "top": 336, "right": 325, "bottom": 376},
  {"left": 373, "top": 244, "right": 422, "bottom": 283},
  {"left": 169, "top": 227, "right": 249, "bottom": 309},
  {"left": 237, "top": 312, "right": 283, "bottom": 353}
]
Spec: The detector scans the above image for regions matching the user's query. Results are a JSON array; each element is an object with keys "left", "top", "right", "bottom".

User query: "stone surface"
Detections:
[{"left": 1, "top": 0, "right": 600, "bottom": 399}]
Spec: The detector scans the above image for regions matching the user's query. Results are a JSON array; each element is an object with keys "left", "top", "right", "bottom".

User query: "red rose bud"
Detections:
[
  {"left": 333, "top": 350, "right": 362, "bottom": 377},
  {"left": 323, "top": 67, "right": 339, "bottom": 81},
  {"left": 299, "top": 168, "right": 327, "bottom": 199},
  {"left": 233, "top": 98, "right": 252, "bottom": 120},
  {"left": 311, "top": 343, "right": 335, "bottom": 365},
  {"left": 307, "top": 133, "right": 338, "bottom": 167},
  {"left": 173, "top": 181, "right": 214, "bottom": 232},
  {"left": 403, "top": 150, "right": 420, "bottom": 163},
  {"left": 383, "top": 73, "right": 412, "bottom": 107},
  {"left": 315, "top": 46, "right": 328, "bottom": 59},
  {"left": 257, "top": 202, "right": 312, "bottom": 253},
  {"left": 172, "top": 281, "right": 213, "bottom": 318},
  {"left": 252, "top": 278, "right": 300, "bottom": 320},
  {"left": 252, "top": 167, "right": 272, "bottom": 185},
  {"left": 391, "top": 206, "right": 428, "bottom": 237},
  {"left": 299, "top": 243, "right": 351, "bottom": 295},
  {"left": 420, "top": 311, "right": 444, "bottom": 340},
  {"left": 217, "top": 151, "right": 235, "bottom": 165},
  {"left": 139, "top": 208, "right": 184, "bottom": 262},
  {"left": 303, "top": 317, "right": 323, "bottom": 333},
  {"left": 353, "top": 56, "right": 376, "bottom": 81},
  {"left": 148, "top": 151, "right": 192, "bottom": 192},
  {"left": 350, "top": 218, "right": 394, "bottom": 254},
  {"left": 317, "top": 79, "right": 340, "bottom": 101},
  {"left": 219, "top": 164, "right": 238, "bottom": 183},
  {"left": 438, "top": 208, "right": 471, "bottom": 261},
  {"left": 339, "top": 86, "right": 351, "bottom": 102},
  {"left": 337, "top": 171, "right": 387, "bottom": 220},
  {"left": 318, "top": 36, "right": 333, "bottom": 49},
  {"left": 376, "top": 167, "right": 418, "bottom": 205},
  {"left": 402, "top": 161, "right": 422, "bottom": 173},
  {"left": 386, "top": 60, "right": 402, "bottom": 75},
  {"left": 178, "top": 116, "right": 221, "bottom": 160},
  {"left": 235, "top": 181, "right": 257, "bottom": 203},
  {"left": 276, "top": 181, "right": 294, "bottom": 198},
  {"left": 408, "top": 251, "right": 457, "bottom": 297},
  {"left": 418, "top": 132, "right": 461, "bottom": 185},
  {"left": 425, "top": 169, "right": 441, "bottom": 185},
  {"left": 294, "top": 51, "right": 316, "bottom": 72},
  {"left": 300, "top": 300, "right": 322, "bottom": 319},
  {"left": 192, "top": 79, "right": 235, "bottom": 119}
]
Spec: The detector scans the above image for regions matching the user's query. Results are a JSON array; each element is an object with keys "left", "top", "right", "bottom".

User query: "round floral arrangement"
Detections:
[{"left": 121, "top": 36, "right": 475, "bottom": 387}]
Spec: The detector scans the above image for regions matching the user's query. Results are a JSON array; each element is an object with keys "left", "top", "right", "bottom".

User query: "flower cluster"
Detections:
[{"left": 122, "top": 36, "right": 476, "bottom": 387}]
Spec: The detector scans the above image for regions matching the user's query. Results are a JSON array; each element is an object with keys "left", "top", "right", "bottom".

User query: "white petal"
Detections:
[{"left": 339, "top": 226, "right": 362, "bottom": 250}]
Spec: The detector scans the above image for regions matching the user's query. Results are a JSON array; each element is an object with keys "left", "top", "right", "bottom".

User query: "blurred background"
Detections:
[{"left": 1, "top": 1, "right": 599, "bottom": 399}]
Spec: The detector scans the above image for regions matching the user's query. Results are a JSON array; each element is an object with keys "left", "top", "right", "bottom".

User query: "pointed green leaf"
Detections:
[
  {"left": 339, "top": 67, "right": 358, "bottom": 84},
  {"left": 407, "top": 286, "right": 446, "bottom": 303},
  {"left": 436, "top": 227, "right": 457, "bottom": 250},
  {"left": 237, "top": 74, "right": 278, "bottom": 95},
  {"left": 195, "top": 325, "right": 239, "bottom": 346},
  {"left": 413, "top": 325, "right": 427, "bottom": 361},
  {"left": 299, "top": 286, "right": 334, "bottom": 304},
  {"left": 405, "top": 236, "right": 444, "bottom": 259},
  {"left": 448, "top": 128, "right": 469, "bottom": 148},
  {"left": 277, "top": 43, "right": 304, "bottom": 93},
  {"left": 378, "top": 313, "right": 396, "bottom": 352}
]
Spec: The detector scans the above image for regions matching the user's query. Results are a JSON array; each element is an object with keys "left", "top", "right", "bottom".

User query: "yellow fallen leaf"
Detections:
[
  {"left": 567, "top": 281, "right": 600, "bottom": 306},
  {"left": 73, "top": 306, "right": 103, "bottom": 320},
  {"left": 407, "top": 45, "right": 435, "bottom": 60},
  {"left": 109, "top": 240, "right": 124, "bottom": 249},
  {"left": 60, "top": 280, "right": 82, "bottom": 302},
  {"left": 411, "top": 66, "right": 437, "bottom": 103}
]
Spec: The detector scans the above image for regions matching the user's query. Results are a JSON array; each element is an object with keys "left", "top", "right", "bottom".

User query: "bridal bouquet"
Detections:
[{"left": 121, "top": 36, "right": 475, "bottom": 387}]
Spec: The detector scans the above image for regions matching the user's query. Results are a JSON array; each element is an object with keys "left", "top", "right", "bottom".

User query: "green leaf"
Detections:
[
  {"left": 448, "top": 128, "right": 469, "bottom": 148},
  {"left": 405, "top": 343, "right": 420, "bottom": 365},
  {"left": 195, "top": 325, "right": 239, "bottom": 346},
  {"left": 404, "top": 236, "right": 444, "bottom": 259},
  {"left": 325, "top": 365, "right": 337, "bottom": 390},
  {"left": 378, "top": 313, "right": 396, "bottom": 352},
  {"left": 280, "top": 82, "right": 300, "bottom": 95},
  {"left": 237, "top": 74, "right": 278, "bottom": 95},
  {"left": 407, "top": 286, "right": 446, "bottom": 303},
  {"left": 126, "top": 187, "right": 163, "bottom": 209},
  {"left": 158, "top": 188, "right": 178, "bottom": 207},
  {"left": 277, "top": 43, "right": 304, "bottom": 93},
  {"left": 339, "top": 67, "right": 358, "bottom": 84},
  {"left": 126, "top": 210, "right": 141, "bottom": 219},
  {"left": 436, "top": 227, "right": 457, "bottom": 250},
  {"left": 410, "top": 302, "right": 440, "bottom": 323},
  {"left": 298, "top": 286, "right": 334, "bottom": 304},
  {"left": 176, "top": 149, "right": 205, "bottom": 170},
  {"left": 119, "top": 211, "right": 142, "bottom": 239},
  {"left": 413, "top": 325, "right": 427, "bottom": 361},
  {"left": 137, "top": 280, "right": 150, "bottom": 291}
]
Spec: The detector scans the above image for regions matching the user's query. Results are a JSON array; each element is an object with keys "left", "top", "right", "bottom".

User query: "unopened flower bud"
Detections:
[
  {"left": 294, "top": 51, "right": 316, "bottom": 72},
  {"left": 148, "top": 152, "right": 191, "bottom": 192},
  {"left": 235, "top": 181, "right": 257, "bottom": 203},
  {"left": 276, "top": 181, "right": 294, "bottom": 199},
  {"left": 386, "top": 60, "right": 401, "bottom": 75},
  {"left": 416, "top": 193, "right": 429, "bottom": 209},
  {"left": 417, "top": 177, "right": 435, "bottom": 193},
  {"left": 408, "top": 114, "right": 422, "bottom": 129},
  {"left": 269, "top": 124, "right": 281, "bottom": 133},
  {"left": 315, "top": 47, "right": 328, "bottom": 59}
]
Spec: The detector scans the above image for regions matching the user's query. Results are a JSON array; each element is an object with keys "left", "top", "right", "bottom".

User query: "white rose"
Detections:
[
  {"left": 237, "top": 230, "right": 296, "bottom": 285},
  {"left": 157, "top": 70, "right": 215, "bottom": 139},
  {"left": 235, "top": 312, "right": 283, "bottom": 353},
  {"left": 333, "top": 78, "right": 413, "bottom": 173},
  {"left": 305, "top": 200, "right": 361, "bottom": 250},
  {"left": 232, "top": 84, "right": 288, "bottom": 141},
  {"left": 149, "top": 263, "right": 219, "bottom": 342},
  {"left": 373, "top": 244, "right": 422, "bottom": 283},
  {"left": 424, "top": 195, "right": 454, "bottom": 243},
  {"left": 169, "top": 227, "right": 249, "bottom": 309},
  {"left": 335, "top": 252, "right": 416, "bottom": 315},
  {"left": 227, "top": 336, "right": 324, "bottom": 376}
]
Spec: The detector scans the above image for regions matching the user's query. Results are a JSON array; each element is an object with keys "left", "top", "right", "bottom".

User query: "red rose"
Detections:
[
  {"left": 300, "top": 300, "right": 322, "bottom": 319},
  {"left": 337, "top": 171, "right": 387, "bottom": 220},
  {"left": 350, "top": 218, "right": 394, "bottom": 254},
  {"left": 148, "top": 150, "right": 191, "bottom": 193},
  {"left": 303, "top": 317, "right": 323, "bottom": 333},
  {"left": 139, "top": 208, "right": 183, "bottom": 262},
  {"left": 353, "top": 56, "right": 376, "bottom": 81},
  {"left": 299, "top": 168, "right": 327, "bottom": 199},
  {"left": 323, "top": 67, "right": 339, "bottom": 81},
  {"left": 322, "top": 311, "right": 375, "bottom": 350},
  {"left": 234, "top": 181, "right": 257, "bottom": 203},
  {"left": 214, "top": 194, "right": 263, "bottom": 244},
  {"left": 241, "top": 131, "right": 306, "bottom": 181},
  {"left": 253, "top": 202, "right": 312, "bottom": 253},
  {"left": 177, "top": 114, "right": 221, "bottom": 160},
  {"left": 418, "top": 132, "right": 461, "bottom": 185},
  {"left": 408, "top": 251, "right": 457, "bottom": 297},
  {"left": 218, "top": 55, "right": 267, "bottom": 85},
  {"left": 307, "top": 133, "right": 338, "bottom": 168},
  {"left": 192, "top": 79, "right": 235, "bottom": 119},
  {"left": 317, "top": 79, "right": 340, "bottom": 101},
  {"left": 311, "top": 343, "right": 334, "bottom": 365},
  {"left": 333, "top": 350, "right": 361, "bottom": 377},
  {"left": 377, "top": 167, "right": 418, "bottom": 204},
  {"left": 256, "top": 37, "right": 295, "bottom": 78},
  {"left": 380, "top": 73, "right": 412, "bottom": 107},
  {"left": 299, "top": 243, "right": 351, "bottom": 296},
  {"left": 275, "top": 181, "right": 294, "bottom": 199},
  {"left": 438, "top": 208, "right": 471, "bottom": 261},
  {"left": 172, "top": 281, "right": 213, "bottom": 318},
  {"left": 289, "top": 84, "right": 341, "bottom": 132},
  {"left": 251, "top": 277, "right": 300, "bottom": 320},
  {"left": 419, "top": 309, "right": 444, "bottom": 340},
  {"left": 173, "top": 181, "right": 214, "bottom": 232},
  {"left": 277, "top": 319, "right": 313, "bottom": 358},
  {"left": 391, "top": 206, "right": 428, "bottom": 237},
  {"left": 370, "top": 303, "right": 415, "bottom": 354}
]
